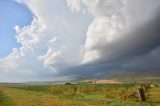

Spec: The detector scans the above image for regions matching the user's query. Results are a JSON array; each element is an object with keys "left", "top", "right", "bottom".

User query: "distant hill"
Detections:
[{"left": 105, "top": 71, "right": 160, "bottom": 83}]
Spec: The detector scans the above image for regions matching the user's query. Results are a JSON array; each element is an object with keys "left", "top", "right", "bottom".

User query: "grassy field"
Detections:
[
  {"left": 0, "top": 90, "right": 13, "bottom": 106},
  {"left": 0, "top": 83, "right": 160, "bottom": 106}
]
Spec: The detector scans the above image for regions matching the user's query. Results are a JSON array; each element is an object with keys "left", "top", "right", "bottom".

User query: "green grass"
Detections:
[
  {"left": 9, "top": 84, "right": 160, "bottom": 106},
  {"left": 13, "top": 84, "right": 134, "bottom": 95},
  {"left": 15, "top": 85, "right": 49, "bottom": 92},
  {"left": 0, "top": 90, "right": 13, "bottom": 106},
  {"left": 11, "top": 84, "right": 145, "bottom": 105},
  {"left": 147, "top": 87, "right": 160, "bottom": 105},
  {"left": 0, "top": 87, "right": 90, "bottom": 106}
]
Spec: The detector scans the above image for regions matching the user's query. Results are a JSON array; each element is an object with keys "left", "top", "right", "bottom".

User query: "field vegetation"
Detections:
[
  {"left": 0, "top": 90, "right": 13, "bottom": 106},
  {"left": 0, "top": 83, "right": 159, "bottom": 106}
]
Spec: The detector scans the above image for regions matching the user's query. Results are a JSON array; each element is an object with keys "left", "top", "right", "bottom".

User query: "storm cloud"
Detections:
[
  {"left": 0, "top": 0, "right": 160, "bottom": 82},
  {"left": 63, "top": 0, "right": 160, "bottom": 78}
]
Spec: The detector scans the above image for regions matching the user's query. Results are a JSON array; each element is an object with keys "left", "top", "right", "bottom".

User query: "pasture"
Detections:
[{"left": 0, "top": 83, "right": 160, "bottom": 106}]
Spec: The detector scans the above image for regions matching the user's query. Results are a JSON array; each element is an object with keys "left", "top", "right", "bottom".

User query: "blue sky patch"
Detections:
[{"left": 0, "top": 0, "right": 33, "bottom": 57}]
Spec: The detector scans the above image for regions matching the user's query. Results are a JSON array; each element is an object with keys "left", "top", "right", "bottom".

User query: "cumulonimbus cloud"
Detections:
[
  {"left": 0, "top": 0, "right": 160, "bottom": 82},
  {"left": 64, "top": 0, "right": 160, "bottom": 77}
]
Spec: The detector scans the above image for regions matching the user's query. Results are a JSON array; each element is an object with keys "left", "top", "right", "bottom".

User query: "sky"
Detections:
[
  {"left": 0, "top": 0, "right": 33, "bottom": 57},
  {"left": 0, "top": 0, "right": 160, "bottom": 82}
]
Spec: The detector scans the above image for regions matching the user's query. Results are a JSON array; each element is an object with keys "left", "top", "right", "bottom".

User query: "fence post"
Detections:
[
  {"left": 138, "top": 88, "right": 145, "bottom": 101},
  {"left": 49, "top": 86, "right": 51, "bottom": 92},
  {"left": 74, "top": 86, "right": 77, "bottom": 94}
]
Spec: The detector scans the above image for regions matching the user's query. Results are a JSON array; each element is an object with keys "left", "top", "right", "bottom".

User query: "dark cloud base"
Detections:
[{"left": 58, "top": 12, "right": 160, "bottom": 79}]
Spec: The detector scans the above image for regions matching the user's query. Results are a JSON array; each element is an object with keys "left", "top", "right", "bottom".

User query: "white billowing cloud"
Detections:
[
  {"left": 0, "top": 0, "right": 91, "bottom": 82},
  {"left": 83, "top": 0, "right": 125, "bottom": 17},
  {"left": 0, "top": 17, "right": 44, "bottom": 71},
  {"left": 67, "top": 0, "right": 127, "bottom": 63},
  {"left": 0, "top": 16, "right": 46, "bottom": 82},
  {"left": 15, "top": 17, "right": 45, "bottom": 56},
  {"left": 67, "top": 0, "right": 81, "bottom": 12},
  {"left": 24, "top": 0, "right": 90, "bottom": 71},
  {"left": 0, "top": 56, "right": 18, "bottom": 71},
  {"left": 77, "top": 0, "right": 126, "bottom": 63},
  {"left": 81, "top": 50, "right": 100, "bottom": 63},
  {"left": 39, "top": 49, "right": 62, "bottom": 71},
  {"left": 76, "top": 0, "right": 160, "bottom": 63},
  {"left": 82, "top": 15, "right": 127, "bottom": 63},
  {"left": 49, "top": 37, "right": 57, "bottom": 44},
  {"left": 66, "top": 0, "right": 160, "bottom": 64}
]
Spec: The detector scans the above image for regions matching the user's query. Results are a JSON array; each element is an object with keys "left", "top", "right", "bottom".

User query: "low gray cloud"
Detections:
[
  {"left": 57, "top": 11, "right": 160, "bottom": 79},
  {"left": 98, "top": 13, "right": 160, "bottom": 62}
]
